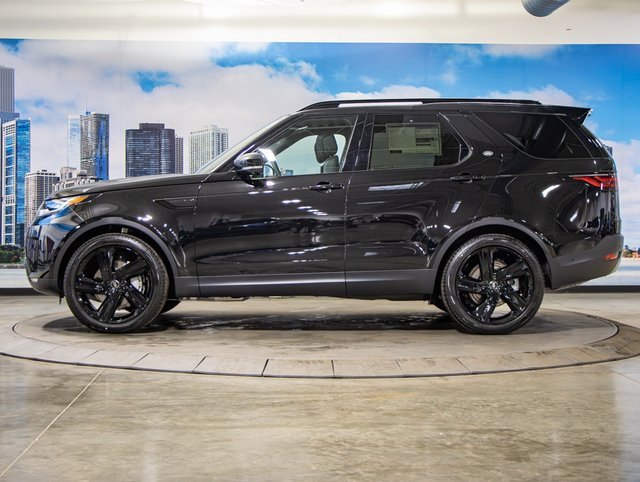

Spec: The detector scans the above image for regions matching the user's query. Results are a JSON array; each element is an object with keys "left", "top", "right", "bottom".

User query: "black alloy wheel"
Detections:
[
  {"left": 63, "top": 233, "right": 169, "bottom": 333},
  {"left": 441, "top": 234, "right": 544, "bottom": 334}
]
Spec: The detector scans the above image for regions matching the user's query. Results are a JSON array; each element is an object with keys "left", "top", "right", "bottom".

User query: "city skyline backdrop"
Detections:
[{"left": 1, "top": 40, "right": 640, "bottom": 244}]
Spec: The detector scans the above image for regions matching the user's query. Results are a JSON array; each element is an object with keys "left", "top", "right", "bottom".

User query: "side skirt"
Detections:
[{"left": 181, "top": 269, "right": 437, "bottom": 300}]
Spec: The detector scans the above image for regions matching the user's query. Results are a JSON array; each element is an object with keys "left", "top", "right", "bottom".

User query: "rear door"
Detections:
[{"left": 344, "top": 111, "right": 502, "bottom": 297}]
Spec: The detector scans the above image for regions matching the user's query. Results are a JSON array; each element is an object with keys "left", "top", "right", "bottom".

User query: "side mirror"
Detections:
[{"left": 234, "top": 152, "right": 266, "bottom": 180}]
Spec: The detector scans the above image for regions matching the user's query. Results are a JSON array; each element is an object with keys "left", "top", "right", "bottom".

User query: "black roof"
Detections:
[
  {"left": 299, "top": 98, "right": 591, "bottom": 124},
  {"left": 300, "top": 98, "right": 541, "bottom": 111}
]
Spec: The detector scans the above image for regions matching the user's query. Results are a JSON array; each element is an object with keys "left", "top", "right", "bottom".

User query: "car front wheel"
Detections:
[
  {"left": 440, "top": 234, "right": 544, "bottom": 334},
  {"left": 63, "top": 233, "right": 169, "bottom": 333}
]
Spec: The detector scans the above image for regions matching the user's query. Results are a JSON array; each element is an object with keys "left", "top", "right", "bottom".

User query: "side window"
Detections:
[
  {"left": 369, "top": 114, "right": 469, "bottom": 171},
  {"left": 255, "top": 115, "right": 357, "bottom": 177},
  {"left": 475, "top": 112, "right": 590, "bottom": 159}
]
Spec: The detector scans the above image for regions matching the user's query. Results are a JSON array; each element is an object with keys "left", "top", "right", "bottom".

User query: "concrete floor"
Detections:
[{"left": 1, "top": 294, "right": 640, "bottom": 481}]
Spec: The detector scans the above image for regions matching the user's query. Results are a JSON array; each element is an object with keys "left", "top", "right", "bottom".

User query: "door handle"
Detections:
[
  {"left": 308, "top": 182, "right": 344, "bottom": 192},
  {"left": 450, "top": 173, "right": 485, "bottom": 183}
]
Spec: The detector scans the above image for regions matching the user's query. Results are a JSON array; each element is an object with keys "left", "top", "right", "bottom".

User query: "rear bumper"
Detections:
[{"left": 549, "top": 234, "right": 624, "bottom": 289}]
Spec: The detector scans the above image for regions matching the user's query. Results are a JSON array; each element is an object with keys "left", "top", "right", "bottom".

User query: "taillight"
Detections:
[{"left": 571, "top": 174, "right": 617, "bottom": 190}]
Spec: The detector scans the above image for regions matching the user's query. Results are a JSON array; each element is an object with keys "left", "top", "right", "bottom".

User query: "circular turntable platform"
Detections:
[{"left": 1, "top": 298, "right": 639, "bottom": 378}]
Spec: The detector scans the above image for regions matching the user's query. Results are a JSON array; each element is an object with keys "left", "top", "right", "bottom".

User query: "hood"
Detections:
[{"left": 51, "top": 173, "right": 210, "bottom": 199}]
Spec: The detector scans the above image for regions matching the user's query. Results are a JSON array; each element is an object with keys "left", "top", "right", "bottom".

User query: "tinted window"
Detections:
[
  {"left": 369, "top": 114, "right": 469, "bottom": 171},
  {"left": 256, "top": 116, "right": 357, "bottom": 177},
  {"left": 476, "top": 112, "right": 590, "bottom": 159},
  {"left": 580, "top": 124, "right": 612, "bottom": 158}
]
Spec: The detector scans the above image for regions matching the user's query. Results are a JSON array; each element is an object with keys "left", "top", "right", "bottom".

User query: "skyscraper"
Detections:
[
  {"left": 25, "top": 170, "right": 59, "bottom": 229},
  {"left": 67, "top": 115, "right": 81, "bottom": 168},
  {"left": 175, "top": 136, "right": 184, "bottom": 175},
  {"left": 53, "top": 169, "right": 98, "bottom": 191},
  {"left": 125, "top": 123, "right": 176, "bottom": 177},
  {"left": 189, "top": 125, "right": 228, "bottom": 173},
  {"left": 1, "top": 119, "right": 31, "bottom": 246},
  {"left": 0, "top": 66, "right": 19, "bottom": 190},
  {"left": 0, "top": 66, "right": 15, "bottom": 114},
  {"left": 59, "top": 165, "right": 77, "bottom": 182},
  {"left": 80, "top": 112, "right": 109, "bottom": 180}
]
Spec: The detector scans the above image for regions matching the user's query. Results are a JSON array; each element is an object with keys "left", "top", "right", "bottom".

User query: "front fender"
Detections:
[{"left": 52, "top": 216, "right": 186, "bottom": 288}]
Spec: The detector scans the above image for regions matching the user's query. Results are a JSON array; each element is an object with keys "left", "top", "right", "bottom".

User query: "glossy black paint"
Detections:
[
  {"left": 344, "top": 112, "right": 502, "bottom": 297},
  {"left": 26, "top": 100, "right": 622, "bottom": 301},
  {"left": 194, "top": 171, "right": 351, "bottom": 297}
]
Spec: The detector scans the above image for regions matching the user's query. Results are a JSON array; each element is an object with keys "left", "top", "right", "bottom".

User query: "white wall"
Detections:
[{"left": 1, "top": 0, "right": 640, "bottom": 44}]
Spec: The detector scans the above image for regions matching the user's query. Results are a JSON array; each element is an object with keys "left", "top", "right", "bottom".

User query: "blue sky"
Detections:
[
  {"left": 2, "top": 39, "right": 638, "bottom": 142},
  {"left": 214, "top": 43, "right": 640, "bottom": 143},
  {"left": 2, "top": 39, "right": 640, "bottom": 244}
]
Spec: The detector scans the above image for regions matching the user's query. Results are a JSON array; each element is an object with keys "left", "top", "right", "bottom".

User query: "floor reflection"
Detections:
[{"left": 43, "top": 312, "right": 456, "bottom": 333}]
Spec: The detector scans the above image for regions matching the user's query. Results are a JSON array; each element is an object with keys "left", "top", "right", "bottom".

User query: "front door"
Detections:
[{"left": 194, "top": 114, "right": 361, "bottom": 297}]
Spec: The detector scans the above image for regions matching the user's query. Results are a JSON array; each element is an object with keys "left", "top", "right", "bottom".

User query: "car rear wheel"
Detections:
[
  {"left": 440, "top": 234, "right": 544, "bottom": 334},
  {"left": 63, "top": 233, "right": 169, "bottom": 333}
]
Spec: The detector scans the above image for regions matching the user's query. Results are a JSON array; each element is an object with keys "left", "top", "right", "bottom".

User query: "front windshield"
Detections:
[{"left": 196, "top": 115, "right": 291, "bottom": 174}]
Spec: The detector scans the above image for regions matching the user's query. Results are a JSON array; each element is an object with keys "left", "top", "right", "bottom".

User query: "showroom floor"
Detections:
[{"left": 1, "top": 294, "right": 640, "bottom": 481}]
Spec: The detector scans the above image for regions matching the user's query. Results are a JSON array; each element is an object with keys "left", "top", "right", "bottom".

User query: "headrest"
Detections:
[{"left": 314, "top": 134, "right": 338, "bottom": 164}]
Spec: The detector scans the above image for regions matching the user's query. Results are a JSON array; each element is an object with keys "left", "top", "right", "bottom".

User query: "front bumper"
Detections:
[
  {"left": 549, "top": 234, "right": 624, "bottom": 289},
  {"left": 27, "top": 270, "right": 59, "bottom": 296},
  {"left": 25, "top": 223, "right": 75, "bottom": 296}
]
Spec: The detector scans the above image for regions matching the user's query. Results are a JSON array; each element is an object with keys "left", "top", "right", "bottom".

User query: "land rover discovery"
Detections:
[{"left": 26, "top": 99, "right": 623, "bottom": 334}]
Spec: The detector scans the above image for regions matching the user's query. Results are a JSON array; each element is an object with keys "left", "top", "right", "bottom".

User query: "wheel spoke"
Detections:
[
  {"left": 124, "top": 284, "right": 148, "bottom": 311},
  {"left": 75, "top": 276, "right": 103, "bottom": 294},
  {"left": 457, "top": 276, "right": 485, "bottom": 294},
  {"left": 97, "top": 293, "right": 122, "bottom": 322},
  {"left": 473, "top": 296, "right": 498, "bottom": 323},
  {"left": 96, "top": 248, "right": 114, "bottom": 282},
  {"left": 495, "top": 260, "right": 529, "bottom": 282},
  {"left": 501, "top": 286, "right": 528, "bottom": 313},
  {"left": 115, "top": 258, "right": 148, "bottom": 280},
  {"left": 478, "top": 248, "right": 494, "bottom": 281}
]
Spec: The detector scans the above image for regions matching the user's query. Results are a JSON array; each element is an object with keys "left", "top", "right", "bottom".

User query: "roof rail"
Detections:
[{"left": 300, "top": 98, "right": 543, "bottom": 111}]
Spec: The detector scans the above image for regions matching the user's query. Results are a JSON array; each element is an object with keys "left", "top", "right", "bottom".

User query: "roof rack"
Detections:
[{"left": 300, "top": 98, "right": 543, "bottom": 111}]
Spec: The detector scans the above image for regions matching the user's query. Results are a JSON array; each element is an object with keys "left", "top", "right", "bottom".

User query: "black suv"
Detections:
[{"left": 26, "top": 99, "right": 622, "bottom": 334}]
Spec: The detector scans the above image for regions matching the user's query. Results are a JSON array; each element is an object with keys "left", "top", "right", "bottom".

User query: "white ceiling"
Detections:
[{"left": 1, "top": 0, "right": 639, "bottom": 44}]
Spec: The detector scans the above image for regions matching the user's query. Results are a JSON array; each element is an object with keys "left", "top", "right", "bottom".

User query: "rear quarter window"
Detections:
[{"left": 475, "top": 112, "right": 590, "bottom": 159}]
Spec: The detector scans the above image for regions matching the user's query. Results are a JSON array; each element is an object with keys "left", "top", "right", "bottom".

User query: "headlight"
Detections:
[{"left": 35, "top": 194, "right": 96, "bottom": 224}]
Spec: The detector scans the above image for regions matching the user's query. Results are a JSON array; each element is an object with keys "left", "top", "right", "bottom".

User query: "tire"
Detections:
[
  {"left": 440, "top": 234, "right": 544, "bottom": 335},
  {"left": 63, "top": 233, "right": 169, "bottom": 333},
  {"left": 160, "top": 299, "right": 181, "bottom": 314}
]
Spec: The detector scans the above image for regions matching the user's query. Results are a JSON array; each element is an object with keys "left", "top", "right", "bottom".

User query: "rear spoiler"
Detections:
[{"left": 553, "top": 106, "right": 591, "bottom": 125}]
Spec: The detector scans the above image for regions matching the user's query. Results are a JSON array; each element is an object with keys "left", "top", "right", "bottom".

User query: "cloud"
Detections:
[
  {"left": 0, "top": 37, "right": 444, "bottom": 181},
  {"left": 482, "top": 45, "right": 561, "bottom": 59},
  {"left": 359, "top": 75, "right": 376, "bottom": 87},
  {"left": 209, "top": 42, "right": 271, "bottom": 59},
  {"left": 453, "top": 45, "right": 483, "bottom": 65},
  {"left": 483, "top": 85, "right": 578, "bottom": 106},
  {"left": 336, "top": 84, "right": 440, "bottom": 100},
  {"left": 0, "top": 40, "right": 322, "bottom": 178},
  {"left": 274, "top": 57, "right": 321, "bottom": 85},
  {"left": 440, "top": 68, "right": 458, "bottom": 85},
  {"left": 439, "top": 46, "right": 482, "bottom": 86},
  {"left": 584, "top": 119, "right": 599, "bottom": 135}
]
